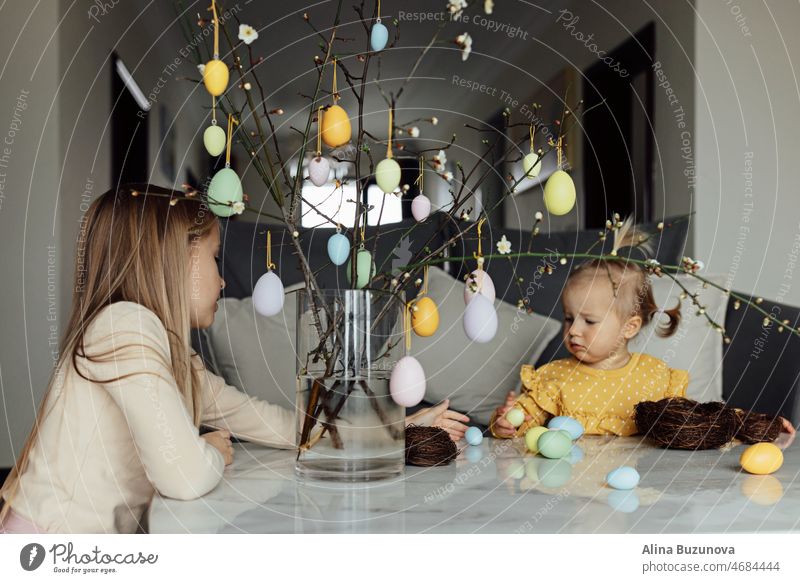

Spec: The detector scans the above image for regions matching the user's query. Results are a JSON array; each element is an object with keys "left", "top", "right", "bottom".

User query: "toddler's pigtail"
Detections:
[{"left": 653, "top": 300, "right": 681, "bottom": 338}]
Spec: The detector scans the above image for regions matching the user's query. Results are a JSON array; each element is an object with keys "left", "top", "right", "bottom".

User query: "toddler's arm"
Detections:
[{"left": 489, "top": 389, "right": 550, "bottom": 438}]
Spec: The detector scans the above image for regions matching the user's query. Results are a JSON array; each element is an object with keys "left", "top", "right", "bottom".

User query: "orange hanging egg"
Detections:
[
  {"left": 411, "top": 297, "right": 440, "bottom": 337},
  {"left": 321, "top": 104, "right": 351, "bottom": 148},
  {"left": 203, "top": 59, "right": 229, "bottom": 96}
]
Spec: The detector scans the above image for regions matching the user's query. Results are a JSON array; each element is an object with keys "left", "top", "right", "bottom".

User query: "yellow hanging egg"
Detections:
[
  {"left": 411, "top": 296, "right": 439, "bottom": 337},
  {"left": 740, "top": 442, "right": 783, "bottom": 475},
  {"left": 321, "top": 104, "right": 351, "bottom": 148},
  {"left": 375, "top": 158, "right": 401, "bottom": 193},
  {"left": 543, "top": 170, "right": 576, "bottom": 215},
  {"left": 203, "top": 59, "right": 229, "bottom": 97},
  {"left": 203, "top": 124, "right": 226, "bottom": 156}
]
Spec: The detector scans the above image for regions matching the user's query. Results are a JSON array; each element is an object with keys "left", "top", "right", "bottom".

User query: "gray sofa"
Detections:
[{"left": 193, "top": 212, "right": 799, "bottom": 425}]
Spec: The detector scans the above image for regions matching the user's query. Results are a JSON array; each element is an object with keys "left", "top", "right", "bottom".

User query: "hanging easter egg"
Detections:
[
  {"left": 207, "top": 167, "right": 243, "bottom": 217},
  {"left": 411, "top": 296, "right": 440, "bottom": 337},
  {"left": 321, "top": 104, "right": 352, "bottom": 148},
  {"left": 543, "top": 170, "right": 576, "bottom": 216},
  {"left": 411, "top": 193, "right": 431, "bottom": 222},
  {"left": 346, "top": 248, "right": 376, "bottom": 289},
  {"left": 524, "top": 426, "right": 548, "bottom": 453},
  {"left": 606, "top": 466, "right": 640, "bottom": 490},
  {"left": 462, "top": 293, "right": 497, "bottom": 343},
  {"left": 370, "top": 20, "right": 389, "bottom": 52},
  {"left": 327, "top": 232, "right": 350, "bottom": 266},
  {"left": 308, "top": 155, "right": 331, "bottom": 187},
  {"left": 522, "top": 152, "right": 542, "bottom": 178},
  {"left": 463, "top": 269, "right": 496, "bottom": 305},
  {"left": 740, "top": 442, "right": 783, "bottom": 475},
  {"left": 252, "top": 270, "right": 285, "bottom": 317},
  {"left": 375, "top": 158, "right": 401, "bottom": 194},
  {"left": 203, "top": 124, "right": 226, "bottom": 157},
  {"left": 465, "top": 427, "right": 483, "bottom": 446},
  {"left": 389, "top": 355, "right": 426, "bottom": 407},
  {"left": 547, "top": 416, "right": 585, "bottom": 440},
  {"left": 537, "top": 430, "right": 572, "bottom": 459},
  {"left": 505, "top": 408, "right": 525, "bottom": 428},
  {"left": 203, "top": 59, "right": 229, "bottom": 96}
]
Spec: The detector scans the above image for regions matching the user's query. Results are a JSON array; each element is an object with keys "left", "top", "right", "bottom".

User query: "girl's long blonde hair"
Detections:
[{"left": 0, "top": 183, "right": 219, "bottom": 523}]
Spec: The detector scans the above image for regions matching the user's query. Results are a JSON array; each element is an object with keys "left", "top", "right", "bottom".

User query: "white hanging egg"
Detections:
[
  {"left": 389, "top": 355, "right": 426, "bottom": 407},
  {"left": 463, "top": 269, "right": 496, "bottom": 305},
  {"left": 411, "top": 193, "right": 431, "bottom": 222},
  {"left": 207, "top": 167, "right": 243, "bottom": 217},
  {"left": 543, "top": 170, "right": 576, "bottom": 215},
  {"left": 252, "top": 270, "right": 285, "bottom": 317},
  {"left": 327, "top": 232, "right": 350, "bottom": 266},
  {"left": 370, "top": 20, "right": 389, "bottom": 52},
  {"left": 522, "top": 152, "right": 542, "bottom": 178},
  {"left": 203, "top": 124, "right": 226, "bottom": 157},
  {"left": 308, "top": 156, "right": 330, "bottom": 187},
  {"left": 463, "top": 293, "right": 498, "bottom": 343},
  {"left": 375, "top": 158, "right": 401, "bottom": 193}
]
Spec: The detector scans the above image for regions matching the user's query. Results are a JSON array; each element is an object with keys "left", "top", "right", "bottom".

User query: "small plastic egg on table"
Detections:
[
  {"left": 739, "top": 442, "right": 783, "bottom": 475},
  {"left": 536, "top": 430, "right": 572, "bottom": 459},
  {"left": 505, "top": 408, "right": 525, "bottom": 428},
  {"left": 547, "top": 416, "right": 584, "bottom": 440},
  {"left": 606, "top": 466, "right": 640, "bottom": 490},
  {"left": 524, "top": 426, "right": 548, "bottom": 454},
  {"left": 465, "top": 426, "right": 483, "bottom": 446}
]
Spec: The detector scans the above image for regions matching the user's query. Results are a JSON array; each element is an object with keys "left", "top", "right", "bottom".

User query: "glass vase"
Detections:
[{"left": 295, "top": 288, "right": 406, "bottom": 481}]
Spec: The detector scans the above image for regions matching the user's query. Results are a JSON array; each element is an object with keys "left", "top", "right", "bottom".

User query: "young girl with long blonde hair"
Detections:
[{"left": 0, "top": 184, "right": 467, "bottom": 534}]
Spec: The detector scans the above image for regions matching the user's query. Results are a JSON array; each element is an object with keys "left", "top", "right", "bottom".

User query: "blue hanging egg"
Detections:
[
  {"left": 370, "top": 20, "right": 389, "bottom": 52},
  {"left": 327, "top": 232, "right": 350, "bottom": 266}
]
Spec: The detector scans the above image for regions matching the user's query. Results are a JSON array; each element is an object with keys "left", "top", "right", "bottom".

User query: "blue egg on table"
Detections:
[
  {"left": 606, "top": 466, "right": 640, "bottom": 490},
  {"left": 370, "top": 21, "right": 389, "bottom": 51},
  {"left": 538, "top": 459, "right": 572, "bottom": 488},
  {"left": 465, "top": 426, "right": 483, "bottom": 446},
  {"left": 547, "top": 416, "right": 585, "bottom": 440},
  {"left": 607, "top": 490, "right": 640, "bottom": 513},
  {"left": 327, "top": 232, "right": 350, "bottom": 266}
]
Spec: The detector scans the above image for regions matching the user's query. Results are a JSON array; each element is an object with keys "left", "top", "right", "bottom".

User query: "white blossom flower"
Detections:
[
  {"left": 484, "top": 0, "right": 494, "bottom": 14},
  {"left": 448, "top": 0, "right": 468, "bottom": 19},
  {"left": 497, "top": 235, "right": 512, "bottom": 255},
  {"left": 197, "top": 63, "right": 205, "bottom": 75},
  {"left": 694, "top": 259, "right": 704, "bottom": 272},
  {"left": 534, "top": 211, "right": 543, "bottom": 221},
  {"left": 443, "top": 171, "right": 454, "bottom": 182},
  {"left": 433, "top": 149, "right": 447, "bottom": 168},
  {"left": 231, "top": 201, "right": 245, "bottom": 215},
  {"left": 456, "top": 32, "right": 473, "bottom": 61},
  {"left": 430, "top": 116, "right": 439, "bottom": 125},
  {"left": 238, "top": 24, "right": 259, "bottom": 45},
  {"left": 409, "top": 126, "right": 420, "bottom": 138}
]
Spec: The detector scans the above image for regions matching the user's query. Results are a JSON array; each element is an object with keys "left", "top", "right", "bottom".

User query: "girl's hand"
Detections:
[
  {"left": 779, "top": 417, "right": 796, "bottom": 435},
  {"left": 405, "top": 400, "right": 470, "bottom": 442},
  {"left": 202, "top": 430, "right": 234, "bottom": 465}
]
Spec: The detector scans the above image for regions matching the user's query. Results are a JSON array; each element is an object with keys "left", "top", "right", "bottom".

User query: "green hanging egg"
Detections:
[
  {"left": 522, "top": 152, "right": 541, "bottom": 178},
  {"left": 346, "top": 248, "right": 376, "bottom": 289},
  {"left": 375, "top": 158, "right": 401, "bottom": 193},
  {"left": 208, "top": 167, "right": 243, "bottom": 217},
  {"left": 543, "top": 170, "right": 576, "bottom": 215},
  {"left": 203, "top": 124, "right": 226, "bottom": 157}
]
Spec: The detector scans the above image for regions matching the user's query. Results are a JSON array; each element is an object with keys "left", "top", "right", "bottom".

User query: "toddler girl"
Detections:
[
  {"left": 493, "top": 257, "right": 689, "bottom": 438},
  {"left": 0, "top": 184, "right": 466, "bottom": 534}
]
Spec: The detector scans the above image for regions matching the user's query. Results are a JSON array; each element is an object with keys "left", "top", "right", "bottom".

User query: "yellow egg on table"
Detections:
[
  {"left": 203, "top": 59, "right": 229, "bottom": 96},
  {"left": 524, "top": 426, "right": 548, "bottom": 453},
  {"left": 411, "top": 297, "right": 439, "bottom": 337},
  {"left": 543, "top": 170, "right": 576, "bottom": 215},
  {"left": 740, "top": 442, "right": 783, "bottom": 475},
  {"left": 321, "top": 104, "right": 351, "bottom": 147}
]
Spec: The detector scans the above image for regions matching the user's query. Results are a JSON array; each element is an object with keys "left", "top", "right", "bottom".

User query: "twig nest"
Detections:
[{"left": 405, "top": 425, "right": 457, "bottom": 467}]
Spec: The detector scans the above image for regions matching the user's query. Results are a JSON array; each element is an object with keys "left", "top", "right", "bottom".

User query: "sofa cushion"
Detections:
[{"left": 410, "top": 267, "right": 562, "bottom": 426}]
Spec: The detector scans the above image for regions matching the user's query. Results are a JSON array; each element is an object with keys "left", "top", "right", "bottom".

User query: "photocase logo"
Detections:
[
  {"left": 19, "top": 543, "right": 46, "bottom": 571},
  {"left": 391, "top": 236, "right": 413, "bottom": 275}
]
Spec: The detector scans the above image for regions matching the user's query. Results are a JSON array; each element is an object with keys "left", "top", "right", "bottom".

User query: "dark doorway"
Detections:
[
  {"left": 111, "top": 53, "right": 149, "bottom": 186},
  {"left": 582, "top": 23, "right": 655, "bottom": 228}
]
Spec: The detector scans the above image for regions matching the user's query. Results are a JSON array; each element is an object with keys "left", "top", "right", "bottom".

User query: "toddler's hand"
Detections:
[
  {"left": 779, "top": 417, "right": 796, "bottom": 435},
  {"left": 202, "top": 430, "right": 234, "bottom": 465},
  {"left": 491, "top": 390, "right": 529, "bottom": 438}
]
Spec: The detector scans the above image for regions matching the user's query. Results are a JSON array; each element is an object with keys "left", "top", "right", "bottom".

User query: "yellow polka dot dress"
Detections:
[{"left": 491, "top": 353, "right": 688, "bottom": 438}]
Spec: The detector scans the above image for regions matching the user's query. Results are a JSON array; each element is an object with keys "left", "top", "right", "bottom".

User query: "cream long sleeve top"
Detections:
[{"left": 4, "top": 301, "right": 295, "bottom": 534}]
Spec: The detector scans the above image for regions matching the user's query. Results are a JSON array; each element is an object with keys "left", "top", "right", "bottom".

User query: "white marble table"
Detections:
[{"left": 148, "top": 434, "right": 799, "bottom": 533}]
